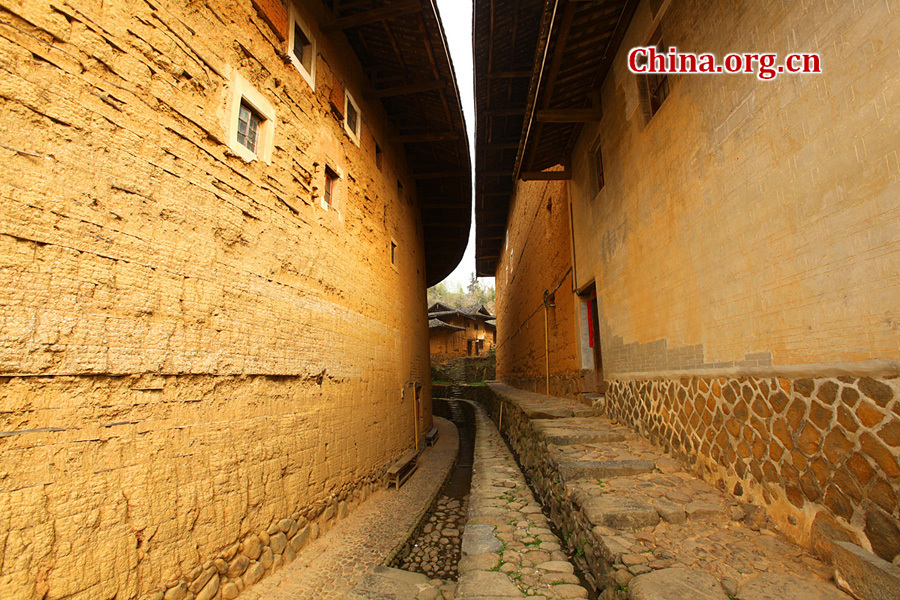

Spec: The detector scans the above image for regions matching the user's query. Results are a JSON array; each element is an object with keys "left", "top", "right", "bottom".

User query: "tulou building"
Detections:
[
  {"left": 475, "top": 0, "right": 899, "bottom": 581},
  {"left": 0, "top": 0, "right": 469, "bottom": 598}
]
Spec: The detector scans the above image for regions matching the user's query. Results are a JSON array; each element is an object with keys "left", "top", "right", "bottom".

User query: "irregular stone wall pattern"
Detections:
[{"left": 605, "top": 375, "right": 900, "bottom": 560}]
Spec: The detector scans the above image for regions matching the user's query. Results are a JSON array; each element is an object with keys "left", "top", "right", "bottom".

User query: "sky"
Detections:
[{"left": 433, "top": 0, "right": 492, "bottom": 290}]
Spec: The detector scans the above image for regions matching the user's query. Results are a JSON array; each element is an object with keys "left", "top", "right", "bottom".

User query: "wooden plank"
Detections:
[
  {"left": 368, "top": 80, "right": 445, "bottom": 98},
  {"left": 520, "top": 171, "right": 571, "bottom": 181},
  {"left": 536, "top": 108, "right": 603, "bottom": 123},
  {"left": 413, "top": 171, "right": 463, "bottom": 180},
  {"left": 487, "top": 70, "right": 532, "bottom": 78},
  {"left": 331, "top": 0, "right": 422, "bottom": 31},
  {"left": 394, "top": 132, "right": 458, "bottom": 143}
]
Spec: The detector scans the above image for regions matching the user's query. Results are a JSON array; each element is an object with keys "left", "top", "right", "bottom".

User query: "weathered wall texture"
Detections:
[
  {"left": 495, "top": 179, "right": 584, "bottom": 399},
  {"left": 562, "top": 0, "right": 900, "bottom": 559},
  {"left": 0, "top": 1, "right": 431, "bottom": 599},
  {"left": 494, "top": 0, "right": 900, "bottom": 562}
]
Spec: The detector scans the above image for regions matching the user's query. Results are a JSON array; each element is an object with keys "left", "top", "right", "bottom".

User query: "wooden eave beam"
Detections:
[
  {"left": 413, "top": 171, "right": 464, "bottom": 180},
  {"left": 487, "top": 70, "right": 532, "bottom": 78},
  {"left": 331, "top": 0, "right": 422, "bottom": 31},
  {"left": 520, "top": 171, "right": 571, "bottom": 181},
  {"left": 536, "top": 108, "right": 603, "bottom": 123},
  {"left": 368, "top": 80, "right": 445, "bottom": 98},
  {"left": 394, "top": 132, "right": 459, "bottom": 143}
]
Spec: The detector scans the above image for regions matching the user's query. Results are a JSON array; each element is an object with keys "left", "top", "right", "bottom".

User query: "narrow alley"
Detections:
[{"left": 1, "top": 1, "right": 899, "bottom": 600}]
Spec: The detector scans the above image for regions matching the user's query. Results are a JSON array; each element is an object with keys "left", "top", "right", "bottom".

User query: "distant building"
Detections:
[{"left": 428, "top": 303, "right": 496, "bottom": 360}]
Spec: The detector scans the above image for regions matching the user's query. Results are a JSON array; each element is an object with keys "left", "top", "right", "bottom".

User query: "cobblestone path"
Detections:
[
  {"left": 343, "top": 400, "right": 590, "bottom": 600},
  {"left": 242, "top": 417, "right": 458, "bottom": 600},
  {"left": 456, "top": 400, "right": 591, "bottom": 599}
]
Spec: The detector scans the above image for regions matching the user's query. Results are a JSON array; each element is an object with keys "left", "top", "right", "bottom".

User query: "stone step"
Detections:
[
  {"left": 583, "top": 495, "right": 661, "bottom": 530},
  {"left": 558, "top": 459, "right": 655, "bottom": 480},
  {"left": 541, "top": 428, "right": 626, "bottom": 446}
]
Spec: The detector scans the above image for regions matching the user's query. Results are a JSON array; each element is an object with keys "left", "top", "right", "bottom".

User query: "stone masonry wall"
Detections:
[
  {"left": 0, "top": 1, "right": 432, "bottom": 599},
  {"left": 605, "top": 375, "right": 900, "bottom": 564}
]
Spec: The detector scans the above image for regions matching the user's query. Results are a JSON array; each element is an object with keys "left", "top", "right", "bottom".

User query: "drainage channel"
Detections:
[{"left": 391, "top": 398, "right": 475, "bottom": 581}]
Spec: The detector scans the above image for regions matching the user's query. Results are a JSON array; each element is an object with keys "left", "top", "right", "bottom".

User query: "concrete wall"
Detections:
[
  {"left": 0, "top": 1, "right": 431, "bottom": 598},
  {"left": 495, "top": 179, "right": 585, "bottom": 399},
  {"left": 496, "top": 0, "right": 900, "bottom": 561}
]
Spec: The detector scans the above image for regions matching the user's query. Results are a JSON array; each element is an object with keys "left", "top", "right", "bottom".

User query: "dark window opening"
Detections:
[
  {"left": 346, "top": 99, "right": 359, "bottom": 137},
  {"left": 237, "top": 102, "right": 262, "bottom": 154},
  {"left": 390, "top": 240, "right": 397, "bottom": 265},
  {"left": 292, "top": 23, "right": 312, "bottom": 72},
  {"left": 324, "top": 166, "right": 338, "bottom": 206},
  {"left": 375, "top": 143, "right": 383, "bottom": 170},
  {"left": 591, "top": 143, "right": 604, "bottom": 196},
  {"left": 643, "top": 29, "right": 669, "bottom": 119}
]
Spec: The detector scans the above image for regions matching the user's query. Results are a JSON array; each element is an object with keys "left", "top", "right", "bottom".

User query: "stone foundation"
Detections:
[
  {"left": 503, "top": 371, "right": 586, "bottom": 401},
  {"left": 605, "top": 374, "right": 900, "bottom": 562}
]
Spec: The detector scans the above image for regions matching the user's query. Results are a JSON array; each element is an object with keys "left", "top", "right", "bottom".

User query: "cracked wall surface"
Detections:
[{"left": 0, "top": 1, "right": 431, "bottom": 598}]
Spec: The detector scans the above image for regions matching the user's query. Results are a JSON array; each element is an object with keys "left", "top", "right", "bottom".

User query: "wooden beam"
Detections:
[
  {"left": 412, "top": 171, "right": 463, "bottom": 180},
  {"left": 485, "top": 142, "right": 520, "bottom": 149},
  {"left": 487, "top": 71, "right": 532, "bottom": 78},
  {"left": 485, "top": 108, "right": 526, "bottom": 116},
  {"left": 331, "top": 0, "right": 421, "bottom": 31},
  {"left": 536, "top": 108, "right": 603, "bottom": 123},
  {"left": 520, "top": 171, "right": 571, "bottom": 181},
  {"left": 368, "top": 80, "right": 445, "bottom": 98},
  {"left": 483, "top": 171, "right": 512, "bottom": 177},
  {"left": 394, "top": 132, "right": 458, "bottom": 143}
]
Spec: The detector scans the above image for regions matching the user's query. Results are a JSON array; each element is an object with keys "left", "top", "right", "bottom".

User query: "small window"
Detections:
[
  {"left": 324, "top": 166, "right": 338, "bottom": 207},
  {"left": 292, "top": 24, "right": 312, "bottom": 71},
  {"left": 390, "top": 240, "right": 397, "bottom": 265},
  {"left": 237, "top": 102, "right": 262, "bottom": 154},
  {"left": 288, "top": 9, "right": 316, "bottom": 89},
  {"left": 589, "top": 139, "right": 604, "bottom": 197},
  {"left": 375, "top": 143, "right": 383, "bottom": 170},
  {"left": 344, "top": 92, "right": 361, "bottom": 144},
  {"left": 397, "top": 179, "right": 404, "bottom": 200},
  {"left": 641, "top": 29, "right": 669, "bottom": 120}
]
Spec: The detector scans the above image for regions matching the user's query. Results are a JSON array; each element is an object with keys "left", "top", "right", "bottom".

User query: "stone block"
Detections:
[
  {"left": 584, "top": 496, "right": 660, "bottom": 530},
  {"left": 462, "top": 524, "right": 503, "bottom": 555},
  {"left": 558, "top": 460, "right": 655, "bottom": 480},
  {"left": 738, "top": 573, "right": 850, "bottom": 600},
  {"left": 832, "top": 541, "right": 900, "bottom": 600},
  {"left": 457, "top": 570, "right": 524, "bottom": 597},
  {"left": 627, "top": 568, "right": 726, "bottom": 600}
]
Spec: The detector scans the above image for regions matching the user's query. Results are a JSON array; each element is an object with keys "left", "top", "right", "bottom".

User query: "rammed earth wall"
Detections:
[{"left": 0, "top": 1, "right": 431, "bottom": 598}]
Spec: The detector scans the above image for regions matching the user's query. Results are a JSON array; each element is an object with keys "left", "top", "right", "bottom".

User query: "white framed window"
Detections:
[
  {"left": 344, "top": 91, "right": 361, "bottom": 145},
  {"left": 288, "top": 6, "right": 316, "bottom": 90},
  {"left": 225, "top": 73, "right": 276, "bottom": 164}
]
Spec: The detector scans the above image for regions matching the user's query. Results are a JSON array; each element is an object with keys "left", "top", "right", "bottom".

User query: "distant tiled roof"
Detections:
[
  {"left": 428, "top": 303, "right": 495, "bottom": 320},
  {"left": 485, "top": 319, "right": 496, "bottom": 328},
  {"left": 429, "top": 318, "right": 465, "bottom": 331}
]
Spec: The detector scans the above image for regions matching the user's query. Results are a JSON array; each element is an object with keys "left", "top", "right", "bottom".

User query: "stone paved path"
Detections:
[
  {"left": 242, "top": 417, "right": 458, "bottom": 600},
  {"left": 484, "top": 383, "right": 855, "bottom": 600},
  {"left": 456, "top": 400, "right": 589, "bottom": 600}
]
